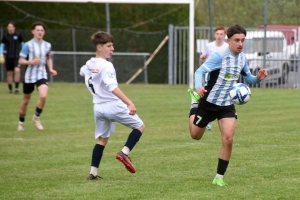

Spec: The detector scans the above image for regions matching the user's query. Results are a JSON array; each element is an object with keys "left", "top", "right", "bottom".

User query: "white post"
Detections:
[{"left": 189, "top": 1, "right": 194, "bottom": 89}]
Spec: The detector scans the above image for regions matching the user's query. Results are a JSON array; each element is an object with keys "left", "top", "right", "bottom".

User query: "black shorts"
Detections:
[
  {"left": 193, "top": 99, "right": 237, "bottom": 128},
  {"left": 5, "top": 58, "right": 20, "bottom": 71},
  {"left": 23, "top": 79, "right": 48, "bottom": 94}
]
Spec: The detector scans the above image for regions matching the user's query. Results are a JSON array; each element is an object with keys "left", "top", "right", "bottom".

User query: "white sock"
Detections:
[
  {"left": 19, "top": 122, "right": 24, "bottom": 125},
  {"left": 90, "top": 166, "right": 98, "bottom": 176},
  {"left": 121, "top": 146, "right": 130, "bottom": 155},
  {"left": 215, "top": 174, "right": 224, "bottom": 178}
]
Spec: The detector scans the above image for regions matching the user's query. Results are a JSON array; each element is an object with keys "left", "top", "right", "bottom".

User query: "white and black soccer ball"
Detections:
[{"left": 229, "top": 83, "right": 251, "bottom": 105}]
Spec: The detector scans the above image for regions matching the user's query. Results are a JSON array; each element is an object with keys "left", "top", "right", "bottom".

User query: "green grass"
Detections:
[{"left": 0, "top": 83, "right": 299, "bottom": 200}]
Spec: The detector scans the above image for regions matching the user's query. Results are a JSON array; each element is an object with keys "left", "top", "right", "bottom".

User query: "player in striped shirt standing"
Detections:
[
  {"left": 0, "top": 22, "right": 24, "bottom": 94},
  {"left": 188, "top": 24, "right": 268, "bottom": 186},
  {"left": 80, "top": 31, "right": 145, "bottom": 180},
  {"left": 17, "top": 22, "right": 57, "bottom": 131}
]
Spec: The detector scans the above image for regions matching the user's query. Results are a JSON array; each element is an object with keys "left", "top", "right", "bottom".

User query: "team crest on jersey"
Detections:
[
  {"left": 108, "top": 72, "right": 114, "bottom": 78},
  {"left": 225, "top": 73, "right": 239, "bottom": 81},
  {"left": 13, "top": 36, "right": 18, "bottom": 40}
]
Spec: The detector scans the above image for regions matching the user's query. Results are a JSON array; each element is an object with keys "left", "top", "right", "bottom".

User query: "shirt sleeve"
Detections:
[
  {"left": 102, "top": 63, "right": 118, "bottom": 92},
  {"left": 241, "top": 58, "right": 260, "bottom": 84},
  {"left": 195, "top": 52, "right": 222, "bottom": 91},
  {"left": 19, "top": 43, "right": 29, "bottom": 58},
  {"left": 0, "top": 43, "right": 4, "bottom": 54}
]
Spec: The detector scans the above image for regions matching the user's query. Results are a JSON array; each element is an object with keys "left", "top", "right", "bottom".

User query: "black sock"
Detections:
[
  {"left": 124, "top": 129, "right": 142, "bottom": 151},
  {"left": 15, "top": 82, "right": 19, "bottom": 90},
  {"left": 35, "top": 107, "right": 43, "bottom": 117},
  {"left": 217, "top": 158, "right": 229, "bottom": 175},
  {"left": 91, "top": 144, "right": 105, "bottom": 168},
  {"left": 19, "top": 111, "right": 25, "bottom": 122},
  {"left": 8, "top": 84, "right": 12, "bottom": 91}
]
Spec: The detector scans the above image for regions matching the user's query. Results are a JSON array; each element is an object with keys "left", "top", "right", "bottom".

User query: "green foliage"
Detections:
[{"left": 0, "top": 83, "right": 300, "bottom": 199}]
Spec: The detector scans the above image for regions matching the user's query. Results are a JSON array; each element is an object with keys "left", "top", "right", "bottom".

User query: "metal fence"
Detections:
[{"left": 168, "top": 25, "right": 300, "bottom": 89}]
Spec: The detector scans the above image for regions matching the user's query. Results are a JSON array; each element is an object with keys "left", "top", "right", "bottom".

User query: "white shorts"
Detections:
[{"left": 93, "top": 101, "right": 144, "bottom": 139}]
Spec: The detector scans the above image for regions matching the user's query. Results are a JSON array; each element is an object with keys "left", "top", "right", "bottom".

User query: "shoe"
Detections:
[
  {"left": 116, "top": 151, "right": 136, "bottom": 173},
  {"left": 14, "top": 90, "right": 19, "bottom": 94},
  {"left": 187, "top": 89, "right": 200, "bottom": 103},
  {"left": 212, "top": 177, "right": 228, "bottom": 186},
  {"left": 17, "top": 123, "right": 25, "bottom": 131},
  {"left": 32, "top": 115, "right": 44, "bottom": 130},
  {"left": 9, "top": 90, "right": 12, "bottom": 94},
  {"left": 206, "top": 122, "right": 212, "bottom": 131},
  {"left": 86, "top": 174, "right": 103, "bottom": 180}
]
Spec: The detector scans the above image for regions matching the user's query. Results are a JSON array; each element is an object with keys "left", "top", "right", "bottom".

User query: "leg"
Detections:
[
  {"left": 87, "top": 137, "right": 109, "bottom": 180},
  {"left": 32, "top": 84, "right": 48, "bottom": 130},
  {"left": 189, "top": 108, "right": 206, "bottom": 140},
  {"left": 7, "top": 70, "right": 13, "bottom": 93},
  {"left": 18, "top": 93, "right": 31, "bottom": 131},
  {"left": 14, "top": 66, "right": 21, "bottom": 94},
  {"left": 212, "top": 117, "right": 236, "bottom": 186}
]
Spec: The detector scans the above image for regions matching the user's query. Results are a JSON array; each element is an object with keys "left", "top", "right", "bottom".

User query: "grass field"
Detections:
[{"left": 0, "top": 82, "right": 299, "bottom": 200}]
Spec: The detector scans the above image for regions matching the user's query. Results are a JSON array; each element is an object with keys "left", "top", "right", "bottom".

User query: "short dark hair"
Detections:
[
  {"left": 31, "top": 22, "right": 46, "bottom": 31},
  {"left": 7, "top": 21, "right": 15, "bottom": 27},
  {"left": 91, "top": 31, "right": 114, "bottom": 49},
  {"left": 227, "top": 24, "right": 247, "bottom": 38}
]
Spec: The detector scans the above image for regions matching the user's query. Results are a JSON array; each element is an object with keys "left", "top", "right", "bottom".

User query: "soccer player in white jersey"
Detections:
[
  {"left": 188, "top": 24, "right": 268, "bottom": 186},
  {"left": 80, "top": 31, "right": 145, "bottom": 180},
  {"left": 17, "top": 22, "right": 57, "bottom": 131},
  {"left": 197, "top": 26, "right": 229, "bottom": 131}
]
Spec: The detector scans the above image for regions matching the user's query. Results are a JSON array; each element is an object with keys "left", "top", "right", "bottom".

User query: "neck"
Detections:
[
  {"left": 34, "top": 38, "right": 42, "bottom": 43},
  {"left": 215, "top": 40, "right": 224, "bottom": 47}
]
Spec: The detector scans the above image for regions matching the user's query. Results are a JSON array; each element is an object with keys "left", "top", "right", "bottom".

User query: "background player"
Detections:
[
  {"left": 0, "top": 22, "right": 24, "bottom": 94},
  {"left": 80, "top": 31, "right": 145, "bottom": 180},
  {"left": 17, "top": 22, "right": 57, "bottom": 131}
]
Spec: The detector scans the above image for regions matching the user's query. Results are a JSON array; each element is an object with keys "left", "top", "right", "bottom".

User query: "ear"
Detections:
[{"left": 96, "top": 44, "right": 102, "bottom": 51}]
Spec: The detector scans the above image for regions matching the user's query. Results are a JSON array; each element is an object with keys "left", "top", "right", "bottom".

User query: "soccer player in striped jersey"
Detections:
[
  {"left": 17, "top": 22, "right": 57, "bottom": 131},
  {"left": 80, "top": 31, "right": 145, "bottom": 180},
  {"left": 188, "top": 24, "right": 268, "bottom": 186},
  {"left": 0, "top": 22, "right": 24, "bottom": 94}
]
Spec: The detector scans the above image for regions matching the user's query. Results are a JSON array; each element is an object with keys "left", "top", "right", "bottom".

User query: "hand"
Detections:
[
  {"left": 197, "top": 87, "right": 207, "bottom": 98},
  {"left": 50, "top": 69, "right": 57, "bottom": 76},
  {"left": 127, "top": 103, "right": 137, "bottom": 115},
  {"left": 0, "top": 54, "right": 5, "bottom": 64},
  {"left": 200, "top": 54, "right": 207, "bottom": 60},
  {"left": 32, "top": 57, "right": 41, "bottom": 65},
  {"left": 257, "top": 69, "right": 268, "bottom": 80}
]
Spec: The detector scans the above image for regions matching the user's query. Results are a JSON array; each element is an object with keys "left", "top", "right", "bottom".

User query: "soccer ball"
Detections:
[{"left": 229, "top": 83, "right": 251, "bottom": 105}]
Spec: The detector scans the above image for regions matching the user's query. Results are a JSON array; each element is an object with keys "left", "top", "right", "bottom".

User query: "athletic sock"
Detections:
[
  {"left": 35, "top": 107, "right": 43, "bottom": 117},
  {"left": 121, "top": 146, "right": 130, "bottom": 155},
  {"left": 19, "top": 111, "right": 26, "bottom": 122},
  {"left": 15, "top": 82, "right": 19, "bottom": 90},
  {"left": 217, "top": 158, "right": 229, "bottom": 176},
  {"left": 8, "top": 84, "right": 12, "bottom": 92},
  {"left": 91, "top": 144, "right": 105, "bottom": 168},
  {"left": 124, "top": 129, "right": 142, "bottom": 152}
]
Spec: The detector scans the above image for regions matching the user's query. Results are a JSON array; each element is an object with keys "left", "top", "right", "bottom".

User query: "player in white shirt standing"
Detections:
[
  {"left": 189, "top": 26, "right": 228, "bottom": 131},
  {"left": 80, "top": 31, "right": 145, "bottom": 180}
]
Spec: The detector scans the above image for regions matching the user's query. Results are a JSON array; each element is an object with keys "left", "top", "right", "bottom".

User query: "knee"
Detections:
[
  {"left": 138, "top": 124, "right": 145, "bottom": 133},
  {"left": 223, "top": 135, "right": 233, "bottom": 145},
  {"left": 190, "top": 133, "right": 202, "bottom": 140}
]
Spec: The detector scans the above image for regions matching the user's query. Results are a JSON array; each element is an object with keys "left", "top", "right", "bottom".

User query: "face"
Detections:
[
  {"left": 7, "top": 23, "right": 16, "bottom": 34},
  {"left": 227, "top": 33, "right": 245, "bottom": 55},
  {"left": 97, "top": 42, "right": 114, "bottom": 59},
  {"left": 214, "top": 30, "right": 226, "bottom": 42},
  {"left": 32, "top": 25, "right": 45, "bottom": 40}
]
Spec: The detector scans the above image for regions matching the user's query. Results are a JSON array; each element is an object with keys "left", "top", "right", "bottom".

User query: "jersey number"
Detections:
[{"left": 195, "top": 115, "right": 202, "bottom": 125}]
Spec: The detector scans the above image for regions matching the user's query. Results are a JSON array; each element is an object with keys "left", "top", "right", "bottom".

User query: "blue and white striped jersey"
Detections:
[
  {"left": 19, "top": 39, "right": 51, "bottom": 83},
  {"left": 195, "top": 48, "right": 260, "bottom": 106}
]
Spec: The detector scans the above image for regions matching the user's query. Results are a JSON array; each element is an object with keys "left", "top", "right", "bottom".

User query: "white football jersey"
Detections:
[
  {"left": 80, "top": 57, "right": 121, "bottom": 104},
  {"left": 203, "top": 41, "right": 229, "bottom": 59}
]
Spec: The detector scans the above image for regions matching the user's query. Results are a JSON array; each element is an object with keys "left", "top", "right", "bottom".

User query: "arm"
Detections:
[
  {"left": 242, "top": 60, "right": 268, "bottom": 84},
  {"left": 112, "top": 87, "right": 136, "bottom": 115},
  {"left": 0, "top": 43, "right": 4, "bottom": 54},
  {"left": 19, "top": 43, "right": 40, "bottom": 65},
  {"left": 46, "top": 52, "right": 57, "bottom": 76}
]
